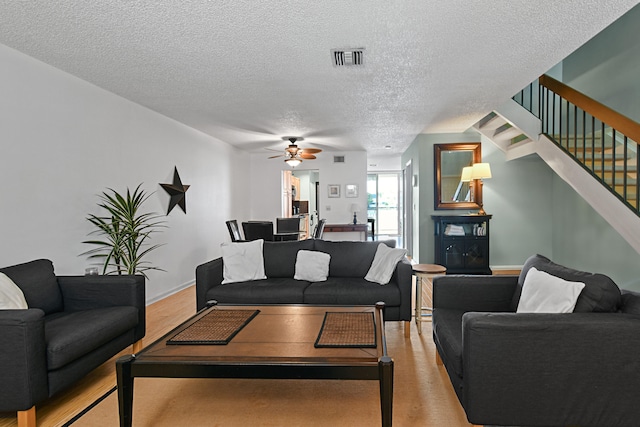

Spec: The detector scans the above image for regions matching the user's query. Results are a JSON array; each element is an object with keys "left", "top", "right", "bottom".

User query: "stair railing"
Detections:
[{"left": 513, "top": 75, "right": 640, "bottom": 214}]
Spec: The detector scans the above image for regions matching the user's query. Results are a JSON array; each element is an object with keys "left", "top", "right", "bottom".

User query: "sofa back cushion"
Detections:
[
  {"left": 511, "top": 254, "right": 621, "bottom": 313},
  {"left": 620, "top": 290, "right": 640, "bottom": 315},
  {"left": 263, "top": 239, "right": 315, "bottom": 278},
  {"left": 313, "top": 240, "right": 396, "bottom": 278},
  {"left": 0, "top": 259, "right": 63, "bottom": 314}
]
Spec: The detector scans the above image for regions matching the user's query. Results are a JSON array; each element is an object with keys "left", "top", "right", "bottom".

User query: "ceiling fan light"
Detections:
[{"left": 285, "top": 157, "right": 302, "bottom": 168}]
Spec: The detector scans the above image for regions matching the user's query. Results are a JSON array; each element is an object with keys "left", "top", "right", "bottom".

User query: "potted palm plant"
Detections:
[{"left": 82, "top": 184, "right": 166, "bottom": 277}]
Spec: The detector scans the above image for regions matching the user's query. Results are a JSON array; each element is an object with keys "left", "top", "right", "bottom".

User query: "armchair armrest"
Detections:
[
  {"left": 0, "top": 309, "right": 48, "bottom": 411},
  {"left": 58, "top": 275, "right": 146, "bottom": 341},
  {"left": 462, "top": 312, "right": 640, "bottom": 426},
  {"left": 195, "top": 258, "right": 223, "bottom": 311},
  {"left": 433, "top": 275, "right": 518, "bottom": 312}
]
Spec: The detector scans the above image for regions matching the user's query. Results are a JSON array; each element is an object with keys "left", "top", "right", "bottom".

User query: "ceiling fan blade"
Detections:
[
  {"left": 301, "top": 148, "right": 322, "bottom": 154},
  {"left": 268, "top": 154, "right": 284, "bottom": 159},
  {"left": 299, "top": 153, "right": 316, "bottom": 159}
]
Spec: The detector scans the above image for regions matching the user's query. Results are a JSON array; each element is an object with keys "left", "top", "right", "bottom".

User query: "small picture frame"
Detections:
[
  {"left": 345, "top": 184, "right": 358, "bottom": 198},
  {"left": 328, "top": 184, "right": 341, "bottom": 198}
]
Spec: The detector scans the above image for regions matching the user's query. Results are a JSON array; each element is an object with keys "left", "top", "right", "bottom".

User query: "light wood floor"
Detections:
[{"left": 1, "top": 273, "right": 520, "bottom": 427}]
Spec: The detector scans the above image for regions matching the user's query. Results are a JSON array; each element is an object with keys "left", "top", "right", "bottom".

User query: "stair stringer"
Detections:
[
  {"left": 474, "top": 99, "right": 540, "bottom": 159},
  {"left": 535, "top": 135, "right": 640, "bottom": 255}
]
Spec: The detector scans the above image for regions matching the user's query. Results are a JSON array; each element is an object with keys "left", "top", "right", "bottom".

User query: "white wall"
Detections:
[
  {"left": 0, "top": 44, "right": 249, "bottom": 304},
  {"left": 248, "top": 151, "right": 368, "bottom": 225},
  {"left": 367, "top": 154, "right": 402, "bottom": 172}
]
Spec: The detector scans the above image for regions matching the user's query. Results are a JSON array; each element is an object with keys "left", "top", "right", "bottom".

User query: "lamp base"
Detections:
[{"left": 353, "top": 213, "right": 358, "bottom": 225}]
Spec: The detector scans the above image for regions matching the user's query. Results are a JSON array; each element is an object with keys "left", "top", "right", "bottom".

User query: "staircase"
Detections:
[{"left": 474, "top": 75, "right": 640, "bottom": 254}]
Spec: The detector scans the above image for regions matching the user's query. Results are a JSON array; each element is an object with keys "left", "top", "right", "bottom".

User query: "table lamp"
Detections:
[
  {"left": 471, "top": 162, "right": 492, "bottom": 215},
  {"left": 351, "top": 203, "right": 359, "bottom": 224}
]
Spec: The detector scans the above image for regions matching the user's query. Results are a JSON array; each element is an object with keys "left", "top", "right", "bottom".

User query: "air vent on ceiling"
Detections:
[
  {"left": 331, "top": 48, "right": 365, "bottom": 67},
  {"left": 333, "top": 155, "right": 345, "bottom": 163}
]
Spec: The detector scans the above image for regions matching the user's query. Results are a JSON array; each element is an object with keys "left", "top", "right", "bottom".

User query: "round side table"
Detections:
[{"left": 412, "top": 263, "right": 446, "bottom": 334}]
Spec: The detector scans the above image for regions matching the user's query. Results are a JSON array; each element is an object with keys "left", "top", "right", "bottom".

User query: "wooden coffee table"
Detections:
[{"left": 116, "top": 302, "right": 393, "bottom": 426}]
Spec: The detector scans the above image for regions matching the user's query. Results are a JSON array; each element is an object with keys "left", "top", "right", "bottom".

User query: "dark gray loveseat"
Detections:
[
  {"left": 196, "top": 239, "right": 412, "bottom": 332},
  {"left": 432, "top": 254, "right": 640, "bottom": 427},
  {"left": 0, "top": 259, "right": 145, "bottom": 426}
]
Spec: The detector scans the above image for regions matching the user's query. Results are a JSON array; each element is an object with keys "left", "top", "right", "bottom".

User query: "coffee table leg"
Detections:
[
  {"left": 379, "top": 355, "right": 394, "bottom": 427},
  {"left": 116, "top": 355, "right": 135, "bottom": 427}
]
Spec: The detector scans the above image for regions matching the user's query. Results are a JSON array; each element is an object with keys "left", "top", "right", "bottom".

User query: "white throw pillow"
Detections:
[
  {"left": 294, "top": 250, "right": 331, "bottom": 282},
  {"left": 365, "top": 243, "right": 407, "bottom": 285},
  {"left": 0, "top": 272, "right": 28, "bottom": 309},
  {"left": 221, "top": 239, "right": 267, "bottom": 284},
  {"left": 516, "top": 267, "right": 585, "bottom": 313}
]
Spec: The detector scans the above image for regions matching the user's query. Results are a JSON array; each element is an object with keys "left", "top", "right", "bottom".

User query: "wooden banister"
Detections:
[{"left": 539, "top": 74, "right": 640, "bottom": 144}]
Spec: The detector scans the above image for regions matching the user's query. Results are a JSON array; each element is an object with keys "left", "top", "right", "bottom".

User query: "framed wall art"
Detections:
[
  {"left": 345, "top": 184, "right": 358, "bottom": 198},
  {"left": 328, "top": 184, "right": 340, "bottom": 198}
]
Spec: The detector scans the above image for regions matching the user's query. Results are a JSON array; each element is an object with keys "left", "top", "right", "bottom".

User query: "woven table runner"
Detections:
[
  {"left": 314, "top": 312, "right": 376, "bottom": 348},
  {"left": 167, "top": 309, "right": 260, "bottom": 345}
]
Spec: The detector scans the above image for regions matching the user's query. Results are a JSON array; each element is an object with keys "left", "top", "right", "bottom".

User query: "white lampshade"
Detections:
[
  {"left": 285, "top": 157, "right": 302, "bottom": 168},
  {"left": 350, "top": 203, "right": 359, "bottom": 213},
  {"left": 460, "top": 166, "right": 473, "bottom": 182},
  {"left": 471, "top": 163, "right": 492, "bottom": 180}
]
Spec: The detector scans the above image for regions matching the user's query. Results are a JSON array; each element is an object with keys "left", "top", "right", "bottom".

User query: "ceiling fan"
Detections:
[{"left": 268, "top": 137, "right": 322, "bottom": 168}]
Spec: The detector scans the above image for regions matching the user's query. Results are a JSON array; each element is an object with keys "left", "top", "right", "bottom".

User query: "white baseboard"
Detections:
[{"left": 146, "top": 280, "right": 194, "bottom": 305}]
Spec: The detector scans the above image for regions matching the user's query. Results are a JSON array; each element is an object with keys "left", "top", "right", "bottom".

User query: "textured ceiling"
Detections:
[{"left": 0, "top": 1, "right": 637, "bottom": 155}]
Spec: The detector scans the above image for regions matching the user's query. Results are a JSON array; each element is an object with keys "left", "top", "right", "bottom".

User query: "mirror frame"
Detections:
[{"left": 434, "top": 142, "right": 482, "bottom": 210}]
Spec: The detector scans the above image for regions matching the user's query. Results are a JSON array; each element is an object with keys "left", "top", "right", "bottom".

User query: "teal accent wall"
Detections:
[
  {"left": 401, "top": 132, "right": 553, "bottom": 268},
  {"left": 401, "top": 5, "right": 640, "bottom": 288},
  {"left": 561, "top": 3, "right": 640, "bottom": 122},
  {"left": 551, "top": 176, "right": 640, "bottom": 291}
]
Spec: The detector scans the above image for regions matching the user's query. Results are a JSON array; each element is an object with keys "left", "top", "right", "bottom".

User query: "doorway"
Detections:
[
  {"left": 282, "top": 169, "right": 320, "bottom": 229},
  {"left": 367, "top": 172, "right": 403, "bottom": 247}
]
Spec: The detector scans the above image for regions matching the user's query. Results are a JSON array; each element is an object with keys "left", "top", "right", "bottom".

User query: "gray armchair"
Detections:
[
  {"left": 0, "top": 259, "right": 145, "bottom": 426},
  {"left": 432, "top": 254, "right": 640, "bottom": 427}
]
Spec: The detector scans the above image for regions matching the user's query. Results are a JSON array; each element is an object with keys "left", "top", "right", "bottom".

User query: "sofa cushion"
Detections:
[
  {"left": 0, "top": 259, "right": 63, "bottom": 315},
  {"left": 294, "top": 250, "right": 330, "bottom": 282},
  {"left": 516, "top": 267, "right": 585, "bottom": 313},
  {"left": 511, "top": 254, "right": 621, "bottom": 313},
  {"left": 313, "top": 240, "right": 396, "bottom": 278},
  {"left": 44, "top": 306, "right": 139, "bottom": 370},
  {"left": 206, "top": 278, "right": 309, "bottom": 304},
  {"left": 431, "top": 308, "right": 465, "bottom": 380},
  {"left": 221, "top": 239, "right": 267, "bottom": 284},
  {"left": 303, "top": 277, "right": 401, "bottom": 306},
  {"left": 263, "top": 239, "right": 315, "bottom": 278}
]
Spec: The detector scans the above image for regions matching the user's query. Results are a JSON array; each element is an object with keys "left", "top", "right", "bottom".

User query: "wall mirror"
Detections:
[{"left": 434, "top": 143, "right": 482, "bottom": 210}]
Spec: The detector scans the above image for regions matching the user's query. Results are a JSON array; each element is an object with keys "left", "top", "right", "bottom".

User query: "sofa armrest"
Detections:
[
  {"left": 58, "top": 275, "right": 146, "bottom": 341},
  {"left": 393, "top": 257, "right": 413, "bottom": 321},
  {"left": 195, "top": 258, "right": 223, "bottom": 311},
  {"left": 462, "top": 312, "right": 640, "bottom": 426},
  {"left": 433, "top": 275, "right": 517, "bottom": 312},
  {"left": 0, "top": 309, "right": 49, "bottom": 411}
]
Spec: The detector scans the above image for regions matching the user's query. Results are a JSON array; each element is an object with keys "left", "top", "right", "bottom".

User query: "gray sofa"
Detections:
[
  {"left": 0, "top": 259, "right": 145, "bottom": 425},
  {"left": 432, "top": 254, "right": 640, "bottom": 427},
  {"left": 196, "top": 239, "right": 412, "bottom": 329}
]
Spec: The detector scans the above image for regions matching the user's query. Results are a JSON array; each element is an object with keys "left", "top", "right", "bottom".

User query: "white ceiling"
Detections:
[{"left": 1, "top": 1, "right": 637, "bottom": 156}]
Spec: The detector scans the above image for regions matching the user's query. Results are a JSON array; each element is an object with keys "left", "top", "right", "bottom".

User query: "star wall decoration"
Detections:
[{"left": 160, "top": 167, "right": 190, "bottom": 215}]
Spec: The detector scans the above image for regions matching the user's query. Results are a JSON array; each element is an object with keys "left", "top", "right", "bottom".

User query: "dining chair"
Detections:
[
  {"left": 242, "top": 221, "right": 274, "bottom": 241},
  {"left": 225, "top": 220, "right": 245, "bottom": 242},
  {"left": 276, "top": 217, "right": 300, "bottom": 241},
  {"left": 313, "top": 218, "right": 326, "bottom": 239}
]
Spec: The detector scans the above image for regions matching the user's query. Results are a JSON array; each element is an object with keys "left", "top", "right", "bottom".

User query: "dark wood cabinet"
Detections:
[{"left": 432, "top": 215, "right": 492, "bottom": 274}]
